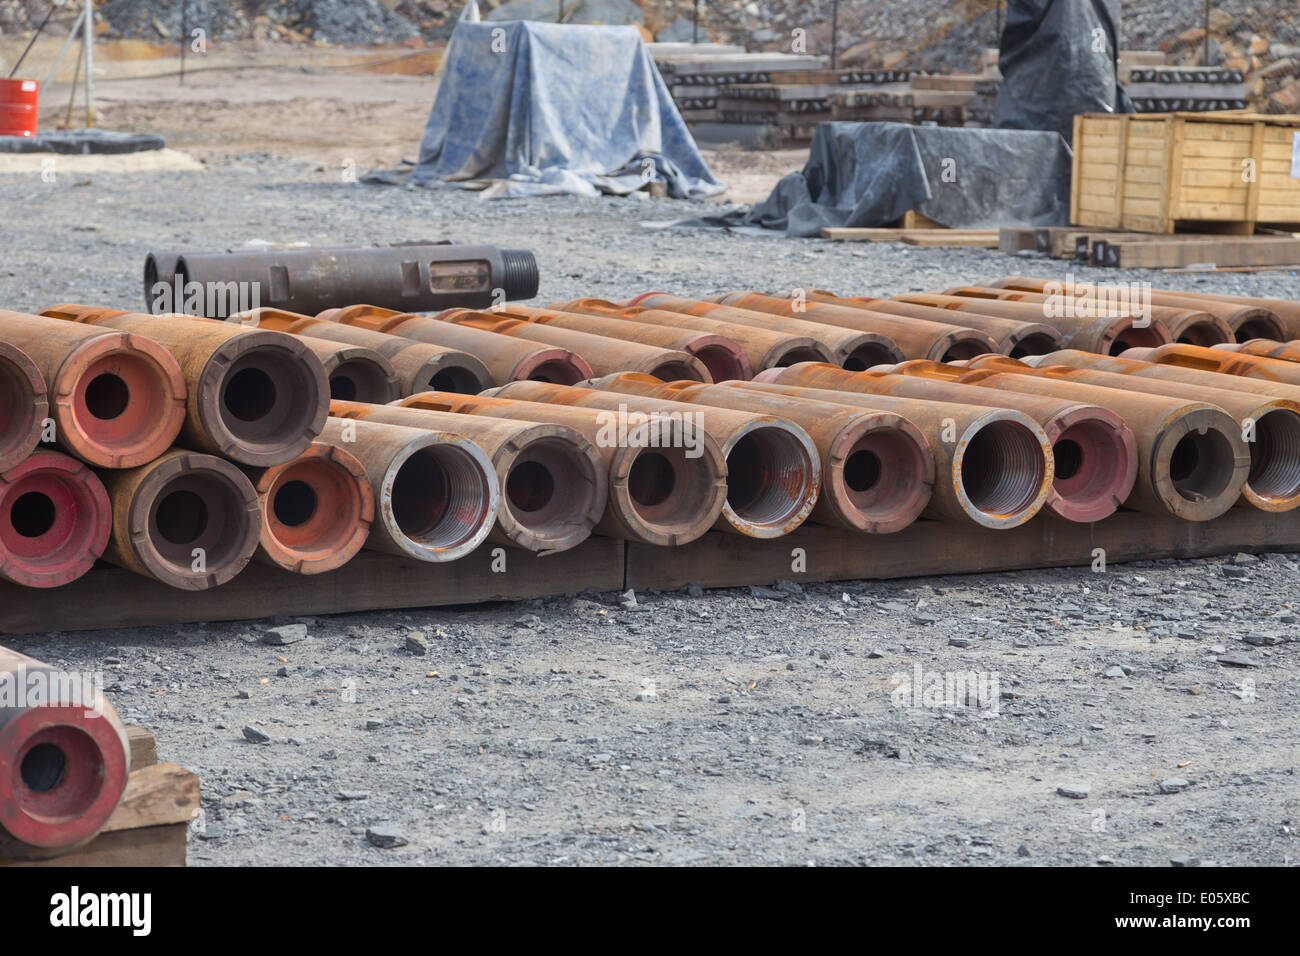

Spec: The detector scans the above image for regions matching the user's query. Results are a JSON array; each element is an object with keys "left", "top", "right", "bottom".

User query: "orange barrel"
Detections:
[{"left": 0, "top": 79, "right": 39, "bottom": 138}]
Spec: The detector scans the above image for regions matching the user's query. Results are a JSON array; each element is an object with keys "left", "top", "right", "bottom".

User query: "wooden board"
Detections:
[
  {"left": 822, "top": 227, "right": 998, "bottom": 247},
  {"left": 626, "top": 509, "right": 1300, "bottom": 592},
  {"left": 0, "top": 538, "right": 626, "bottom": 636},
  {"left": 1094, "top": 235, "right": 1300, "bottom": 268}
]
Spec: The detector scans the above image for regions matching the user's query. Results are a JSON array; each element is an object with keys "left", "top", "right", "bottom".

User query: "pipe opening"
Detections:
[
  {"left": 156, "top": 489, "right": 209, "bottom": 544},
  {"left": 1008, "top": 333, "right": 1060, "bottom": 359},
  {"left": 428, "top": 367, "right": 481, "bottom": 394},
  {"left": 1110, "top": 323, "right": 1167, "bottom": 355},
  {"left": 1169, "top": 429, "right": 1236, "bottom": 502},
  {"left": 1177, "top": 323, "right": 1226, "bottom": 348},
  {"left": 330, "top": 375, "right": 359, "bottom": 402},
  {"left": 527, "top": 361, "right": 584, "bottom": 385},
  {"left": 725, "top": 428, "right": 811, "bottom": 527},
  {"left": 960, "top": 421, "right": 1045, "bottom": 517},
  {"left": 692, "top": 345, "right": 747, "bottom": 383},
  {"left": 147, "top": 469, "right": 251, "bottom": 572},
  {"left": 390, "top": 446, "right": 489, "bottom": 549},
  {"left": 842, "top": 344, "right": 900, "bottom": 372},
  {"left": 629, "top": 452, "right": 675, "bottom": 507},
  {"left": 20, "top": 741, "right": 66, "bottom": 793},
  {"left": 1054, "top": 439, "right": 1083, "bottom": 480},
  {"left": 777, "top": 347, "right": 828, "bottom": 367},
  {"left": 10, "top": 491, "right": 55, "bottom": 538},
  {"left": 651, "top": 361, "right": 706, "bottom": 383},
  {"left": 223, "top": 367, "right": 278, "bottom": 422},
  {"left": 1237, "top": 320, "right": 1278, "bottom": 342},
  {"left": 506, "top": 460, "right": 555, "bottom": 513},
  {"left": 84, "top": 373, "right": 129, "bottom": 420},
  {"left": 499, "top": 437, "right": 600, "bottom": 544},
  {"left": 845, "top": 449, "right": 881, "bottom": 492},
  {"left": 273, "top": 479, "right": 318, "bottom": 527},
  {"left": 939, "top": 338, "right": 990, "bottom": 362},
  {"left": 1247, "top": 410, "right": 1300, "bottom": 500},
  {"left": 329, "top": 360, "right": 390, "bottom": 403}
]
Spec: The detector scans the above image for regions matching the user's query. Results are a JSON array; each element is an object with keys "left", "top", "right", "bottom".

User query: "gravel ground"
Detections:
[{"left": 1, "top": 160, "right": 1298, "bottom": 866}]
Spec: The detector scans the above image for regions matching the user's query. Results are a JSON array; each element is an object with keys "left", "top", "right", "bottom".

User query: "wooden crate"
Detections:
[{"left": 1071, "top": 112, "right": 1300, "bottom": 234}]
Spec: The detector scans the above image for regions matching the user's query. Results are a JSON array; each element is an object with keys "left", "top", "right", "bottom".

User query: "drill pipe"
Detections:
[
  {"left": 394, "top": 392, "right": 727, "bottom": 547},
  {"left": 972, "top": 356, "right": 1300, "bottom": 512},
  {"left": 0, "top": 645, "right": 131, "bottom": 859},
  {"left": 754, "top": 362, "right": 1134, "bottom": 524},
  {"left": 244, "top": 442, "right": 375, "bottom": 574},
  {"left": 891, "top": 292, "right": 1173, "bottom": 355},
  {"left": 319, "top": 304, "right": 593, "bottom": 386},
  {"left": 145, "top": 243, "right": 540, "bottom": 317},
  {"left": 745, "top": 371, "right": 1053, "bottom": 528},
  {"left": 613, "top": 294, "right": 906, "bottom": 368},
  {"left": 40, "top": 305, "right": 328, "bottom": 467},
  {"left": 318, "top": 418, "right": 498, "bottom": 562},
  {"left": 987, "top": 277, "right": 1286, "bottom": 343},
  {"left": 293, "top": 337, "right": 401, "bottom": 404},
  {"left": 580, "top": 374, "right": 934, "bottom": 534},
  {"left": 236, "top": 308, "right": 499, "bottom": 395},
  {"left": 0, "top": 310, "right": 186, "bottom": 469},
  {"left": 790, "top": 290, "right": 1067, "bottom": 357},
  {"left": 697, "top": 291, "right": 1000, "bottom": 361},
  {"left": 485, "top": 381, "right": 821, "bottom": 539},
  {"left": 941, "top": 284, "right": 1234, "bottom": 348},
  {"left": 896, "top": 360, "right": 1248, "bottom": 521},
  {"left": 476, "top": 303, "right": 753, "bottom": 382},
  {"left": 437, "top": 310, "right": 711, "bottom": 383},
  {"left": 1220, "top": 340, "right": 1300, "bottom": 365},
  {"left": 0, "top": 450, "right": 110, "bottom": 588},
  {"left": 1138, "top": 289, "right": 1300, "bottom": 340},
  {"left": 1120, "top": 342, "right": 1300, "bottom": 386},
  {"left": 549, "top": 298, "right": 838, "bottom": 371},
  {"left": 98, "top": 448, "right": 262, "bottom": 589},
  {"left": 0, "top": 341, "right": 48, "bottom": 473},
  {"left": 331, "top": 399, "right": 606, "bottom": 554}
]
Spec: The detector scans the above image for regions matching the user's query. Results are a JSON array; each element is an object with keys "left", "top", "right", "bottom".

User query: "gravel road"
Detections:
[{"left": 1, "top": 160, "right": 1297, "bottom": 866}]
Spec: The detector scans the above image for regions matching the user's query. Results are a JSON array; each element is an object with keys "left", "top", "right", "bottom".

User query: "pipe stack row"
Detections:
[{"left": 4, "top": 279, "right": 1300, "bottom": 595}]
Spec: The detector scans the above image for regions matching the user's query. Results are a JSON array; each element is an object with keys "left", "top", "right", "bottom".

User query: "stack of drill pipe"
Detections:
[
  {"left": 613, "top": 294, "right": 914, "bottom": 368},
  {"left": 436, "top": 309, "right": 712, "bottom": 383},
  {"left": 697, "top": 292, "right": 1001, "bottom": 362},
  {"left": 244, "top": 442, "right": 375, "bottom": 574},
  {"left": 0, "top": 645, "right": 131, "bottom": 860},
  {"left": 1136, "top": 289, "right": 1300, "bottom": 341},
  {"left": 754, "top": 362, "right": 1135, "bottom": 524},
  {"left": 331, "top": 399, "right": 607, "bottom": 554},
  {"left": 784, "top": 290, "right": 1067, "bottom": 358},
  {"left": 739, "top": 373, "right": 1054, "bottom": 529},
  {"left": 891, "top": 357, "right": 1248, "bottom": 521},
  {"left": 317, "top": 417, "right": 498, "bottom": 563},
  {"left": 0, "top": 310, "right": 186, "bottom": 468},
  {"left": 891, "top": 291, "right": 1174, "bottom": 356},
  {"left": 483, "top": 381, "right": 822, "bottom": 539},
  {"left": 231, "top": 308, "right": 493, "bottom": 395},
  {"left": 1121, "top": 342, "right": 1300, "bottom": 386},
  {"left": 318, "top": 304, "right": 594, "bottom": 386},
  {"left": 0, "top": 342, "right": 47, "bottom": 473},
  {"left": 581, "top": 373, "right": 935, "bottom": 534},
  {"left": 39, "top": 305, "right": 328, "bottom": 467},
  {"left": 0, "top": 450, "right": 111, "bottom": 588},
  {"left": 976, "top": 354, "right": 1300, "bottom": 512},
  {"left": 394, "top": 392, "right": 728, "bottom": 547},
  {"left": 550, "top": 297, "right": 841, "bottom": 371},
  {"left": 475, "top": 303, "right": 754, "bottom": 382},
  {"left": 987, "top": 277, "right": 1286, "bottom": 343},
  {"left": 940, "top": 284, "right": 1235, "bottom": 348}
]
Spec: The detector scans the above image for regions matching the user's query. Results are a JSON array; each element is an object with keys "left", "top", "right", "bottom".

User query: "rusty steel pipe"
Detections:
[
  {"left": 615, "top": 294, "right": 906, "bottom": 369},
  {"left": 1220, "top": 340, "right": 1300, "bottom": 367},
  {"left": 1137, "top": 289, "right": 1300, "bottom": 340},
  {"left": 987, "top": 277, "right": 1286, "bottom": 343},
  {"left": 486, "top": 381, "right": 821, "bottom": 539},
  {"left": 319, "top": 304, "right": 593, "bottom": 386},
  {"left": 40, "top": 305, "right": 328, "bottom": 467},
  {"left": 394, "top": 392, "right": 726, "bottom": 547},
  {"left": 477, "top": 303, "right": 753, "bottom": 382},
  {"left": 757, "top": 362, "right": 1135, "bottom": 524},
  {"left": 332, "top": 399, "right": 606, "bottom": 554},
  {"left": 1120, "top": 342, "right": 1300, "bottom": 386},
  {"left": 581, "top": 374, "right": 934, "bottom": 534},
  {"left": 0, "top": 310, "right": 186, "bottom": 469},
  {"left": 0, "top": 645, "right": 131, "bottom": 860},
  {"left": 941, "top": 284, "right": 1234, "bottom": 348},
  {"left": 892, "top": 291, "right": 1173, "bottom": 355},
  {"left": 746, "top": 368, "right": 1053, "bottom": 528},
  {"left": 696, "top": 291, "right": 999, "bottom": 362},
  {"left": 318, "top": 418, "right": 497, "bottom": 562},
  {"left": 437, "top": 309, "right": 712, "bottom": 383},
  {"left": 0, "top": 450, "right": 110, "bottom": 588},
  {"left": 907, "top": 360, "right": 1248, "bottom": 521},
  {"left": 791, "top": 290, "right": 1067, "bottom": 357},
  {"left": 230, "top": 308, "right": 493, "bottom": 395},
  {"left": 291, "top": 337, "right": 401, "bottom": 404},
  {"left": 550, "top": 297, "right": 839, "bottom": 371},
  {"left": 99, "top": 448, "right": 262, "bottom": 589},
  {"left": 244, "top": 442, "right": 374, "bottom": 574},
  {"left": 0, "top": 341, "right": 47, "bottom": 474},
  {"left": 146, "top": 243, "right": 540, "bottom": 317},
  {"left": 987, "top": 356, "right": 1300, "bottom": 512}
]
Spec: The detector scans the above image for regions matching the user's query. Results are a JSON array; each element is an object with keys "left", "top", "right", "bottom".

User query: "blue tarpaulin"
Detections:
[{"left": 366, "top": 20, "right": 724, "bottom": 200}]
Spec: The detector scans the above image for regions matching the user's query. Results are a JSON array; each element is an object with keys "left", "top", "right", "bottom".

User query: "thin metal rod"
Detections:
[
  {"left": 42, "top": 7, "right": 85, "bottom": 89},
  {"left": 831, "top": 0, "right": 839, "bottom": 69},
  {"left": 1203, "top": 0, "right": 1211, "bottom": 65},
  {"left": 8, "top": 2, "right": 58, "bottom": 78},
  {"left": 63, "top": 29, "right": 83, "bottom": 129},
  {"left": 82, "top": 0, "right": 94, "bottom": 127},
  {"left": 693, "top": 0, "right": 699, "bottom": 44}
]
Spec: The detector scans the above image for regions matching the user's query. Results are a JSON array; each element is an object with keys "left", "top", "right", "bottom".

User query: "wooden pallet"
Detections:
[{"left": 1, "top": 726, "right": 200, "bottom": 867}]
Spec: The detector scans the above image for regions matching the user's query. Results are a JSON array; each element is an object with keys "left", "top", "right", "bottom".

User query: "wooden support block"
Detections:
[
  {"left": 3, "top": 824, "right": 189, "bottom": 868},
  {"left": 127, "top": 725, "right": 158, "bottom": 771},
  {"left": 1094, "top": 235, "right": 1300, "bottom": 268},
  {"left": 998, "top": 227, "right": 1039, "bottom": 254}
]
